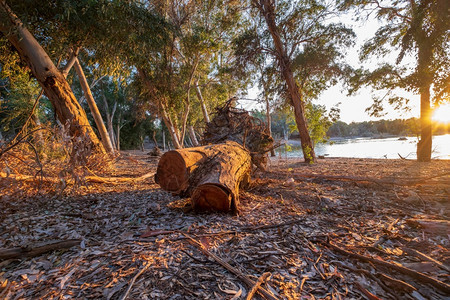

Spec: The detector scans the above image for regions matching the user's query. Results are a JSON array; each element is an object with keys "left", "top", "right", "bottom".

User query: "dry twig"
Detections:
[
  {"left": 182, "top": 233, "right": 279, "bottom": 300},
  {"left": 119, "top": 262, "right": 151, "bottom": 300},
  {"left": 402, "top": 247, "right": 450, "bottom": 273},
  {"left": 0, "top": 239, "right": 81, "bottom": 260},
  {"left": 246, "top": 272, "right": 271, "bottom": 300},
  {"left": 323, "top": 241, "right": 450, "bottom": 294}
]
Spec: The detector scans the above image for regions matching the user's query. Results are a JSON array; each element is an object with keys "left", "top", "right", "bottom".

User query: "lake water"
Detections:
[{"left": 277, "top": 134, "right": 450, "bottom": 160}]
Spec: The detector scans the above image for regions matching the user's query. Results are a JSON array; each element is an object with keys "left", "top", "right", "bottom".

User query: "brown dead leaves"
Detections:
[{"left": 0, "top": 154, "right": 449, "bottom": 299}]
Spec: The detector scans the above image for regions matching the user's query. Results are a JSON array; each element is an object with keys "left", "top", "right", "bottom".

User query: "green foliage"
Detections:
[
  {"left": 0, "top": 43, "right": 43, "bottom": 136},
  {"left": 236, "top": 0, "right": 355, "bottom": 108},
  {"left": 305, "top": 103, "right": 333, "bottom": 145},
  {"left": 254, "top": 102, "right": 337, "bottom": 145}
]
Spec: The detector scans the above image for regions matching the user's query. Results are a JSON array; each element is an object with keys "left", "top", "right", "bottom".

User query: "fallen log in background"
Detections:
[{"left": 155, "top": 141, "right": 251, "bottom": 213}]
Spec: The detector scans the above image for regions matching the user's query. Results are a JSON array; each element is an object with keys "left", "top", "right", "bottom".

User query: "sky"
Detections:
[{"left": 240, "top": 13, "right": 423, "bottom": 124}]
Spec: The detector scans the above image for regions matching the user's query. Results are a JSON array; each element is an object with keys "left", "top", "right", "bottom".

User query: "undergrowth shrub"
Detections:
[{"left": 0, "top": 122, "right": 113, "bottom": 198}]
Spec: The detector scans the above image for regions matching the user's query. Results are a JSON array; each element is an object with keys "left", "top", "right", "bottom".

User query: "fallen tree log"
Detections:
[
  {"left": 155, "top": 141, "right": 251, "bottom": 213},
  {"left": 0, "top": 239, "right": 81, "bottom": 260}
]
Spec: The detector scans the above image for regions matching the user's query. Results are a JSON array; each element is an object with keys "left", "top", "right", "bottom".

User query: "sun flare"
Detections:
[{"left": 433, "top": 104, "right": 450, "bottom": 123}]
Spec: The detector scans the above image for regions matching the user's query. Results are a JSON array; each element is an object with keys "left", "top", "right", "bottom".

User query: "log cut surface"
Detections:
[{"left": 154, "top": 148, "right": 206, "bottom": 194}]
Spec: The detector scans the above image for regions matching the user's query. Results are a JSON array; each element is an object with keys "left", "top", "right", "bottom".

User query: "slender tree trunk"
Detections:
[
  {"left": 116, "top": 112, "right": 122, "bottom": 151},
  {"left": 61, "top": 48, "right": 79, "bottom": 78},
  {"left": 256, "top": 0, "right": 315, "bottom": 163},
  {"left": 195, "top": 80, "right": 210, "bottom": 123},
  {"left": 102, "top": 93, "right": 117, "bottom": 150},
  {"left": 160, "top": 101, "right": 182, "bottom": 149},
  {"left": 0, "top": 1, "right": 104, "bottom": 154},
  {"left": 265, "top": 95, "right": 276, "bottom": 157},
  {"left": 416, "top": 41, "right": 433, "bottom": 162},
  {"left": 74, "top": 58, "right": 114, "bottom": 153},
  {"left": 188, "top": 125, "right": 200, "bottom": 146},
  {"left": 180, "top": 60, "right": 199, "bottom": 146},
  {"left": 162, "top": 129, "right": 166, "bottom": 151},
  {"left": 417, "top": 84, "right": 432, "bottom": 162}
]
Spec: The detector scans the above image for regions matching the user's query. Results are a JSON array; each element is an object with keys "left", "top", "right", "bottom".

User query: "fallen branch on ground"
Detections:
[
  {"left": 322, "top": 241, "right": 450, "bottom": 294},
  {"left": 0, "top": 239, "right": 81, "bottom": 260},
  {"left": 402, "top": 247, "right": 450, "bottom": 273},
  {"left": 183, "top": 233, "right": 279, "bottom": 300},
  {"left": 0, "top": 171, "right": 155, "bottom": 184},
  {"left": 246, "top": 272, "right": 271, "bottom": 300},
  {"left": 119, "top": 262, "right": 150, "bottom": 300},
  {"left": 354, "top": 282, "right": 382, "bottom": 300},
  {"left": 405, "top": 218, "right": 450, "bottom": 235}
]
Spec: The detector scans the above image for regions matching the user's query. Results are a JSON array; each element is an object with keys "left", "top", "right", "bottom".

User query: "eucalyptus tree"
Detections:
[
  {"left": 341, "top": 0, "right": 449, "bottom": 162},
  {"left": 237, "top": 0, "right": 354, "bottom": 162},
  {"left": 137, "top": 0, "right": 247, "bottom": 148},
  {"left": 0, "top": 0, "right": 105, "bottom": 153},
  {"left": 1, "top": 0, "right": 169, "bottom": 153}
]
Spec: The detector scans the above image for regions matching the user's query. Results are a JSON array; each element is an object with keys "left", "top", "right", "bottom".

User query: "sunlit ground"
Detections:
[{"left": 433, "top": 103, "right": 450, "bottom": 123}]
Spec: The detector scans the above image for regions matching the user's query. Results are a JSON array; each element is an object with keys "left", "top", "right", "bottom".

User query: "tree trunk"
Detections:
[
  {"left": 74, "top": 58, "right": 114, "bottom": 153},
  {"left": 195, "top": 81, "right": 210, "bottom": 123},
  {"left": 160, "top": 101, "right": 182, "bottom": 149},
  {"left": 162, "top": 129, "right": 166, "bottom": 151},
  {"left": 102, "top": 93, "right": 118, "bottom": 150},
  {"left": 0, "top": 1, "right": 104, "bottom": 154},
  {"left": 256, "top": 0, "right": 315, "bottom": 163},
  {"left": 264, "top": 94, "right": 275, "bottom": 157},
  {"left": 180, "top": 60, "right": 199, "bottom": 146},
  {"left": 417, "top": 85, "right": 432, "bottom": 162},
  {"left": 116, "top": 112, "right": 122, "bottom": 151},
  {"left": 416, "top": 42, "right": 433, "bottom": 162},
  {"left": 188, "top": 126, "right": 200, "bottom": 146},
  {"left": 155, "top": 141, "right": 251, "bottom": 213}
]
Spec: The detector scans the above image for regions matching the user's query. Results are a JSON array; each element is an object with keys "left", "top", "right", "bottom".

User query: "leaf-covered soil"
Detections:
[{"left": 0, "top": 152, "right": 449, "bottom": 299}]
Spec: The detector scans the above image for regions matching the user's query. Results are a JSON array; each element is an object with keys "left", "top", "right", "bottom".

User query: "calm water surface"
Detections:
[{"left": 278, "top": 134, "right": 450, "bottom": 159}]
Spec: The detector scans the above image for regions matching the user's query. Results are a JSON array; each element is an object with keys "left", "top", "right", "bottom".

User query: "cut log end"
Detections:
[
  {"left": 155, "top": 151, "right": 189, "bottom": 192},
  {"left": 191, "top": 184, "right": 233, "bottom": 212}
]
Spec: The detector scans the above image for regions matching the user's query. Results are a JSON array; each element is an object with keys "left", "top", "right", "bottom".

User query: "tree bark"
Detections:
[
  {"left": 188, "top": 125, "right": 199, "bottom": 146},
  {"left": 102, "top": 92, "right": 118, "bottom": 150},
  {"left": 160, "top": 101, "right": 182, "bottom": 149},
  {"left": 0, "top": 1, "right": 104, "bottom": 154},
  {"left": 180, "top": 60, "right": 199, "bottom": 146},
  {"left": 416, "top": 43, "right": 433, "bottom": 162},
  {"left": 256, "top": 0, "right": 315, "bottom": 163},
  {"left": 116, "top": 111, "right": 122, "bottom": 151},
  {"left": 417, "top": 85, "right": 432, "bottom": 162},
  {"left": 195, "top": 80, "right": 211, "bottom": 123},
  {"left": 74, "top": 58, "right": 114, "bottom": 153},
  {"left": 264, "top": 91, "right": 275, "bottom": 157},
  {"left": 155, "top": 141, "right": 251, "bottom": 213}
]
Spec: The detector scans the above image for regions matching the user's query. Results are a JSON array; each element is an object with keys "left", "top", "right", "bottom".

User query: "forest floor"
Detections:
[{"left": 0, "top": 151, "right": 449, "bottom": 299}]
